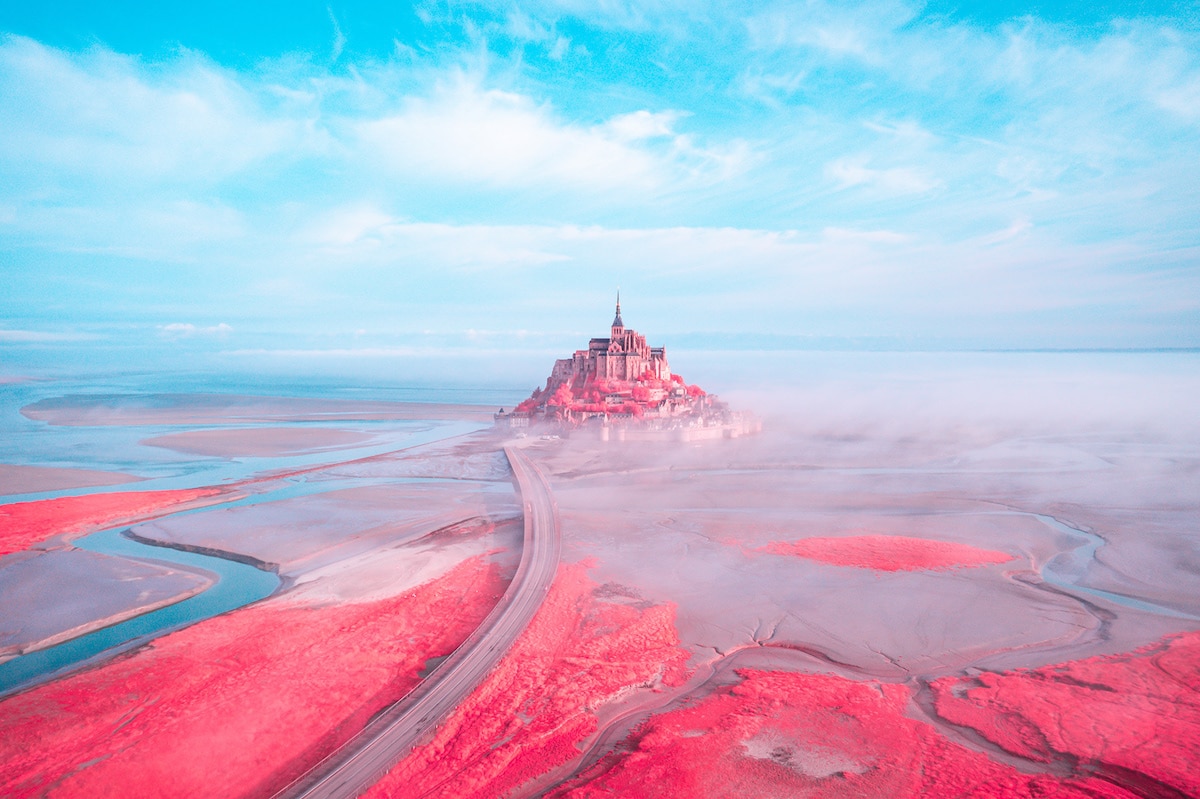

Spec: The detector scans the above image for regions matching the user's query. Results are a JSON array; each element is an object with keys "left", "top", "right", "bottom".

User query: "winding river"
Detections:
[
  {"left": 0, "top": 418, "right": 490, "bottom": 697},
  {"left": 1030, "top": 510, "right": 1200, "bottom": 621}
]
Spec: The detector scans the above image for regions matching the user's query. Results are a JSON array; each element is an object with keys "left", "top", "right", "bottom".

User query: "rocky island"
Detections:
[{"left": 496, "top": 297, "right": 760, "bottom": 441}]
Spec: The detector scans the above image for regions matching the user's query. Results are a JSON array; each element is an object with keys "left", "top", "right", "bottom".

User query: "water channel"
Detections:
[
  {"left": 0, "top": 526, "right": 280, "bottom": 696},
  {"left": 0, "top": 419, "right": 490, "bottom": 697},
  {"left": 1029, "top": 511, "right": 1200, "bottom": 621}
]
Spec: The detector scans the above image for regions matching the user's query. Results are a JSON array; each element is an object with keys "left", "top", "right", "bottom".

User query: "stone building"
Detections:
[
  {"left": 549, "top": 295, "right": 672, "bottom": 386},
  {"left": 497, "top": 296, "right": 759, "bottom": 439}
]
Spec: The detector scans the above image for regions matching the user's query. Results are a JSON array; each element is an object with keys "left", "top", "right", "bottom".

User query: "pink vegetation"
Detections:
[
  {"left": 0, "top": 556, "right": 507, "bottom": 798},
  {"left": 556, "top": 669, "right": 1133, "bottom": 799},
  {"left": 515, "top": 372, "right": 705, "bottom": 419},
  {"left": 0, "top": 488, "right": 226, "bottom": 556},
  {"left": 364, "top": 562, "right": 692, "bottom": 799},
  {"left": 931, "top": 630, "right": 1200, "bottom": 797},
  {"left": 764, "top": 534, "right": 1014, "bottom": 572}
]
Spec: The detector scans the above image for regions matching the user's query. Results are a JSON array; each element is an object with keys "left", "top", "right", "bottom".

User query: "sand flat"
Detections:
[
  {"left": 0, "top": 548, "right": 213, "bottom": 662},
  {"left": 141, "top": 427, "right": 374, "bottom": 457},
  {"left": 0, "top": 464, "right": 143, "bottom": 496},
  {"left": 131, "top": 482, "right": 521, "bottom": 577},
  {"left": 518, "top": 412, "right": 1199, "bottom": 678}
]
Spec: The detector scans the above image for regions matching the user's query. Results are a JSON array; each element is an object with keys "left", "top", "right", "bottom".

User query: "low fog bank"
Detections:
[
  {"left": 687, "top": 350, "right": 1200, "bottom": 444},
  {"left": 7, "top": 348, "right": 1195, "bottom": 446},
  {"left": 539, "top": 349, "right": 1200, "bottom": 676}
]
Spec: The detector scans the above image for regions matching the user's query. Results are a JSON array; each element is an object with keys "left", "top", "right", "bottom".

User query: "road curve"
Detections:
[{"left": 276, "top": 445, "right": 561, "bottom": 799}]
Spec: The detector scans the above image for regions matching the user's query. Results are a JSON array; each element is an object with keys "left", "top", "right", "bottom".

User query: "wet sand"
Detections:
[
  {"left": 524, "top": 421, "right": 1200, "bottom": 676},
  {"left": 140, "top": 427, "right": 374, "bottom": 457},
  {"left": 131, "top": 482, "right": 520, "bottom": 577},
  {"left": 0, "top": 548, "right": 213, "bottom": 663},
  {"left": 0, "top": 464, "right": 143, "bottom": 496}
]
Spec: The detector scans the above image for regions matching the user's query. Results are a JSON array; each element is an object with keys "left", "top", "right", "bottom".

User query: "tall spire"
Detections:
[{"left": 612, "top": 289, "right": 623, "bottom": 331}]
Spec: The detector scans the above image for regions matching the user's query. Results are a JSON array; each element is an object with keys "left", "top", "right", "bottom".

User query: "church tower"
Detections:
[{"left": 611, "top": 291, "right": 624, "bottom": 338}]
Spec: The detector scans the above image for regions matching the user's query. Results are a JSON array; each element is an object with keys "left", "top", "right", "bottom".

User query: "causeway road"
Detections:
[{"left": 277, "top": 445, "right": 561, "bottom": 799}]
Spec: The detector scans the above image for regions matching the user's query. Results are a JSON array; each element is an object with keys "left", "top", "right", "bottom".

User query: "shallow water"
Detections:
[
  {"left": 0, "top": 525, "right": 279, "bottom": 696},
  {"left": 0, "top": 377, "right": 500, "bottom": 696},
  {"left": 1030, "top": 511, "right": 1200, "bottom": 621}
]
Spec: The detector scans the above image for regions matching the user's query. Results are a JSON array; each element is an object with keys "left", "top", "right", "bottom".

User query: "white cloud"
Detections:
[
  {"left": 282, "top": 216, "right": 1187, "bottom": 323},
  {"left": 605, "top": 109, "right": 680, "bottom": 141},
  {"left": 6, "top": 200, "right": 247, "bottom": 261},
  {"left": 745, "top": 0, "right": 917, "bottom": 61},
  {"left": 0, "top": 36, "right": 306, "bottom": 187},
  {"left": 308, "top": 205, "right": 396, "bottom": 247},
  {"left": 821, "top": 227, "right": 911, "bottom": 244},
  {"left": 1153, "top": 73, "right": 1200, "bottom": 122},
  {"left": 825, "top": 157, "right": 939, "bottom": 194},
  {"left": 1, "top": 11, "right": 1197, "bottom": 354},
  {"left": 226, "top": 346, "right": 429, "bottom": 358},
  {"left": 455, "top": 0, "right": 687, "bottom": 31},
  {"left": 159, "top": 322, "right": 233, "bottom": 338},
  {"left": 358, "top": 83, "right": 655, "bottom": 188},
  {"left": 304, "top": 210, "right": 573, "bottom": 266},
  {"left": 328, "top": 7, "right": 347, "bottom": 62},
  {"left": 356, "top": 80, "right": 744, "bottom": 191},
  {"left": 0, "top": 328, "right": 99, "bottom": 342}
]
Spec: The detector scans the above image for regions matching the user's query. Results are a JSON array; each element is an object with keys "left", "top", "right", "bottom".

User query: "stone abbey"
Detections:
[
  {"left": 498, "top": 297, "right": 759, "bottom": 440},
  {"left": 548, "top": 294, "right": 672, "bottom": 386}
]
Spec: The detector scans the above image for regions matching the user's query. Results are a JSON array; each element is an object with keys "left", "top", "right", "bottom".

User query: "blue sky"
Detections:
[{"left": 2, "top": 1, "right": 1198, "bottom": 382}]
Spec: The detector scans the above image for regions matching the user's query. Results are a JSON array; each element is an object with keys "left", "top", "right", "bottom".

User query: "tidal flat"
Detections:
[{"left": 1, "top": 354, "right": 1197, "bottom": 798}]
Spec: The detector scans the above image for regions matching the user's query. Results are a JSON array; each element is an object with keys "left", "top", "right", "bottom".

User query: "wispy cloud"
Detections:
[
  {"left": 327, "top": 6, "right": 347, "bottom": 62},
  {"left": 0, "top": 328, "right": 99, "bottom": 342},
  {"left": 159, "top": 322, "right": 233, "bottom": 338},
  {"left": 2, "top": 1, "right": 1199, "bottom": 371},
  {"left": 825, "top": 157, "right": 940, "bottom": 195},
  {"left": 356, "top": 78, "right": 744, "bottom": 192},
  {"left": 0, "top": 36, "right": 306, "bottom": 189}
]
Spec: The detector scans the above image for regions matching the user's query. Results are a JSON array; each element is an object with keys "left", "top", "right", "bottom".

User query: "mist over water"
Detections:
[
  {"left": 7, "top": 350, "right": 1197, "bottom": 471},
  {"left": 687, "top": 349, "right": 1200, "bottom": 442}
]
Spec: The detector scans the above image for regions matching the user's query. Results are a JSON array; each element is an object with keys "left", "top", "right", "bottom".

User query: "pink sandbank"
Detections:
[
  {"left": 0, "top": 488, "right": 227, "bottom": 557},
  {"left": 764, "top": 534, "right": 1014, "bottom": 572}
]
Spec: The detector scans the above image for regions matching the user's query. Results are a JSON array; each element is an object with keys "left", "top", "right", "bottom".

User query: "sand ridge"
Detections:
[
  {"left": 0, "top": 465, "right": 143, "bottom": 496},
  {"left": 140, "top": 427, "right": 374, "bottom": 457},
  {"left": 0, "top": 548, "right": 213, "bottom": 663}
]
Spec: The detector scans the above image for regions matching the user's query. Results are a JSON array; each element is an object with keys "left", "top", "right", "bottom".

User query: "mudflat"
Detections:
[
  {"left": 529, "top": 417, "right": 1199, "bottom": 677},
  {"left": 0, "top": 464, "right": 143, "bottom": 496},
  {"left": 131, "top": 481, "right": 520, "bottom": 577},
  {"left": 141, "top": 427, "right": 374, "bottom": 457},
  {"left": 0, "top": 548, "right": 212, "bottom": 663}
]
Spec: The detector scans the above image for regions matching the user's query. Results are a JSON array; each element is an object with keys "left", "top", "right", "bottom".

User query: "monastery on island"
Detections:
[
  {"left": 548, "top": 294, "right": 670, "bottom": 384},
  {"left": 497, "top": 296, "right": 760, "bottom": 441}
]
